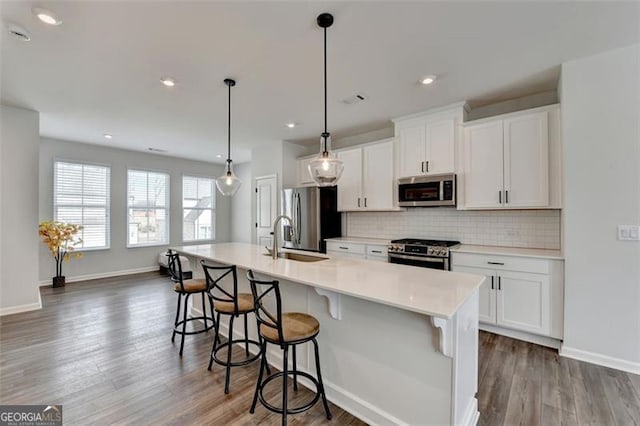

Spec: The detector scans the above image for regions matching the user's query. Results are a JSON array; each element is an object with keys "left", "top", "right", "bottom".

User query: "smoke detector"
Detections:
[
  {"left": 6, "top": 22, "right": 31, "bottom": 42},
  {"left": 342, "top": 92, "right": 368, "bottom": 105}
]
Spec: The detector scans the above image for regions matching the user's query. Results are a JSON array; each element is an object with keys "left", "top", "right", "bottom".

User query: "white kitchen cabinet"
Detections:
[
  {"left": 394, "top": 104, "right": 465, "bottom": 179},
  {"left": 461, "top": 107, "right": 552, "bottom": 209},
  {"left": 296, "top": 156, "right": 315, "bottom": 187},
  {"left": 451, "top": 252, "right": 563, "bottom": 341},
  {"left": 337, "top": 139, "right": 394, "bottom": 211}
]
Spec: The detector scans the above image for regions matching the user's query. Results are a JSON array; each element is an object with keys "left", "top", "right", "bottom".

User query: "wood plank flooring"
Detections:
[{"left": 1, "top": 272, "right": 639, "bottom": 425}]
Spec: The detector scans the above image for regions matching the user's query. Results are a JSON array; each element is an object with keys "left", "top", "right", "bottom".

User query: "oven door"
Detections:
[{"left": 388, "top": 252, "right": 449, "bottom": 270}]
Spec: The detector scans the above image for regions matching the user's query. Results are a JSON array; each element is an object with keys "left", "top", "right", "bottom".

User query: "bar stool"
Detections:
[
  {"left": 202, "top": 261, "right": 265, "bottom": 394},
  {"left": 247, "top": 270, "right": 332, "bottom": 425},
  {"left": 166, "top": 250, "right": 217, "bottom": 357}
]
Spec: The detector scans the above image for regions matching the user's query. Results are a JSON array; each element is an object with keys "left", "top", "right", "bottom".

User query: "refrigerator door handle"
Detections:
[{"left": 295, "top": 192, "right": 302, "bottom": 244}]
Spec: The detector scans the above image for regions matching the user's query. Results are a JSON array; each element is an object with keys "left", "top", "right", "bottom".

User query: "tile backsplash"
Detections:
[{"left": 346, "top": 209, "right": 561, "bottom": 249}]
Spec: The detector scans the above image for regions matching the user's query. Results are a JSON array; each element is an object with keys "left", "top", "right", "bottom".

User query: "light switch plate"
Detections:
[{"left": 617, "top": 225, "right": 640, "bottom": 241}]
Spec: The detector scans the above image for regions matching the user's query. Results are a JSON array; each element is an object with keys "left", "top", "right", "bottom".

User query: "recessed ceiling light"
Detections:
[
  {"left": 32, "top": 7, "right": 62, "bottom": 26},
  {"left": 160, "top": 77, "right": 176, "bottom": 87},
  {"left": 286, "top": 123, "right": 296, "bottom": 128},
  {"left": 216, "top": 154, "right": 223, "bottom": 158},
  {"left": 103, "top": 133, "right": 113, "bottom": 139},
  {"left": 420, "top": 75, "right": 437, "bottom": 85}
]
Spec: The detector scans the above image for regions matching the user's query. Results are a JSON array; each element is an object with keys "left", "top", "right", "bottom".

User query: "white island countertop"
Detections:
[{"left": 173, "top": 243, "right": 483, "bottom": 319}]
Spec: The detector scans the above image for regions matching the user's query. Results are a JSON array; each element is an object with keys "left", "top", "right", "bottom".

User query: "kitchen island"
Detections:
[{"left": 173, "top": 243, "right": 484, "bottom": 425}]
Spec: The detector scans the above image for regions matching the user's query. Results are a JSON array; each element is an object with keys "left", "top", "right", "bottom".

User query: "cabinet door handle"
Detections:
[
  {"left": 421, "top": 161, "right": 425, "bottom": 173},
  {"left": 357, "top": 198, "right": 361, "bottom": 208},
  {"left": 498, "top": 276, "right": 502, "bottom": 290},
  {"left": 505, "top": 190, "right": 509, "bottom": 204},
  {"left": 426, "top": 161, "right": 429, "bottom": 172},
  {"left": 498, "top": 190, "right": 502, "bottom": 204},
  {"left": 364, "top": 197, "right": 367, "bottom": 207},
  {"left": 487, "top": 261, "right": 504, "bottom": 265},
  {"left": 490, "top": 276, "right": 494, "bottom": 290},
  {"left": 339, "top": 246, "right": 349, "bottom": 250},
  {"left": 371, "top": 250, "right": 382, "bottom": 254}
]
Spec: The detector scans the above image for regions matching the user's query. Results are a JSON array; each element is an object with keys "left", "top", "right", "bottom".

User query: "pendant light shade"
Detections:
[
  {"left": 216, "top": 78, "right": 242, "bottom": 196},
  {"left": 308, "top": 13, "right": 343, "bottom": 187}
]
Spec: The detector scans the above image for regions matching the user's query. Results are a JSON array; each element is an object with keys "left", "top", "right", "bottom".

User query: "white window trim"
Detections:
[
  {"left": 126, "top": 168, "right": 170, "bottom": 248},
  {"left": 53, "top": 159, "right": 111, "bottom": 251},
  {"left": 182, "top": 174, "right": 217, "bottom": 243}
]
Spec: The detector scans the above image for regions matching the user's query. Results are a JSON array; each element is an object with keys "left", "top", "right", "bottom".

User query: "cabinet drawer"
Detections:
[
  {"left": 451, "top": 252, "right": 550, "bottom": 274},
  {"left": 366, "top": 244, "right": 388, "bottom": 257},
  {"left": 326, "top": 241, "right": 366, "bottom": 255}
]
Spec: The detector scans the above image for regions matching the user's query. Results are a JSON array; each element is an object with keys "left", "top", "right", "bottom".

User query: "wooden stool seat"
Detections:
[
  {"left": 214, "top": 292, "right": 254, "bottom": 314},
  {"left": 173, "top": 278, "right": 207, "bottom": 293},
  {"left": 260, "top": 313, "right": 319, "bottom": 343}
]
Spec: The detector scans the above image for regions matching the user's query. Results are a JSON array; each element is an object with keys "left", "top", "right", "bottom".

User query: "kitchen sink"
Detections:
[{"left": 264, "top": 251, "right": 328, "bottom": 262}]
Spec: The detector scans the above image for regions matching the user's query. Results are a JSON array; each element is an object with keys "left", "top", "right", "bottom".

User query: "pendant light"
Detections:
[
  {"left": 308, "top": 13, "right": 344, "bottom": 187},
  {"left": 216, "top": 78, "right": 242, "bottom": 196}
]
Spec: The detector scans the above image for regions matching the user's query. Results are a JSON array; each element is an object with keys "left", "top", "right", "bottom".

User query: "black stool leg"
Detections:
[
  {"left": 207, "top": 294, "right": 216, "bottom": 334},
  {"left": 282, "top": 344, "right": 289, "bottom": 426},
  {"left": 179, "top": 294, "right": 190, "bottom": 356},
  {"left": 172, "top": 293, "right": 181, "bottom": 343},
  {"left": 244, "top": 313, "right": 250, "bottom": 356},
  {"left": 201, "top": 292, "right": 207, "bottom": 329},
  {"left": 250, "top": 340, "right": 267, "bottom": 414},
  {"left": 215, "top": 311, "right": 221, "bottom": 345},
  {"left": 313, "top": 338, "right": 332, "bottom": 420},
  {"left": 224, "top": 315, "right": 235, "bottom": 394},
  {"left": 208, "top": 312, "right": 220, "bottom": 371},
  {"left": 292, "top": 345, "right": 298, "bottom": 391}
]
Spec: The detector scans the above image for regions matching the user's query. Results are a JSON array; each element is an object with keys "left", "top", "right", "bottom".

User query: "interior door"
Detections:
[
  {"left": 336, "top": 148, "right": 363, "bottom": 211},
  {"left": 463, "top": 121, "right": 504, "bottom": 208},
  {"left": 363, "top": 141, "right": 394, "bottom": 210},
  {"left": 497, "top": 270, "right": 550, "bottom": 335},
  {"left": 255, "top": 175, "right": 277, "bottom": 248},
  {"left": 452, "top": 265, "right": 496, "bottom": 324},
  {"left": 503, "top": 111, "right": 549, "bottom": 207}
]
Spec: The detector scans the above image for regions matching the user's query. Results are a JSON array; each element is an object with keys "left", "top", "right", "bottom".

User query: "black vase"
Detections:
[{"left": 52, "top": 276, "right": 66, "bottom": 288}]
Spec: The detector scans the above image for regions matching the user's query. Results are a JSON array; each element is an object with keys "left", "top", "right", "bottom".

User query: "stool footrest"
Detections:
[
  {"left": 212, "top": 339, "right": 262, "bottom": 367},
  {"left": 173, "top": 316, "right": 215, "bottom": 336},
  {"left": 258, "top": 371, "right": 321, "bottom": 415}
]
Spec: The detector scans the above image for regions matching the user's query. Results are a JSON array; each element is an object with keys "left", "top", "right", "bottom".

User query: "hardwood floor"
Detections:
[{"left": 1, "top": 272, "right": 639, "bottom": 425}]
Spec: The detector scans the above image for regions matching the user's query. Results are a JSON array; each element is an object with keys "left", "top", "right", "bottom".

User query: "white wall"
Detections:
[
  {"left": 230, "top": 162, "right": 252, "bottom": 243},
  {"left": 560, "top": 44, "right": 640, "bottom": 372},
  {"left": 1, "top": 105, "right": 41, "bottom": 314},
  {"left": 38, "top": 138, "right": 231, "bottom": 282}
]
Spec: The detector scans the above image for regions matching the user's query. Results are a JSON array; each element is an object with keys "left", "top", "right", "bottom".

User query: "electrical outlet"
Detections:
[{"left": 617, "top": 225, "right": 640, "bottom": 241}]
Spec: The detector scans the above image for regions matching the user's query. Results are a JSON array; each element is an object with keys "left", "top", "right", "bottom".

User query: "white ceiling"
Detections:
[{"left": 2, "top": 1, "right": 638, "bottom": 163}]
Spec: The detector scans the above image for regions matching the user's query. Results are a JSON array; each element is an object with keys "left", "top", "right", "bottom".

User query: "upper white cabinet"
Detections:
[
  {"left": 393, "top": 103, "right": 466, "bottom": 179},
  {"left": 461, "top": 106, "right": 558, "bottom": 209},
  {"left": 337, "top": 139, "right": 395, "bottom": 211}
]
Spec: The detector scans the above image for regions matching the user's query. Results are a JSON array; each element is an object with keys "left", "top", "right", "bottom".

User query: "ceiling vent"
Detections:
[
  {"left": 147, "top": 148, "right": 168, "bottom": 153},
  {"left": 6, "top": 22, "right": 31, "bottom": 42},
  {"left": 342, "top": 92, "right": 368, "bottom": 105}
]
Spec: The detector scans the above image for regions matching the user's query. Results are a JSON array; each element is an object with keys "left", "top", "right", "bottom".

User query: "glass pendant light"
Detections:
[
  {"left": 308, "top": 13, "right": 344, "bottom": 187},
  {"left": 216, "top": 78, "right": 242, "bottom": 196}
]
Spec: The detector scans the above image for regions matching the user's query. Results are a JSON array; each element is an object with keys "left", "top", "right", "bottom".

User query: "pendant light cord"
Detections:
[
  {"left": 322, "top": 25, "right": 328, "bottom": 154},
  {"left": 227, "top": 82, "right": 232, "bottom": 166}
]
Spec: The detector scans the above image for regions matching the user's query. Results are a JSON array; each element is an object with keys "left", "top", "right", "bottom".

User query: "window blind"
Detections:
[
  {"left": 54, "top": 161, "right": 111, "bottom": 250},
  {"left": 127, "top": 170, "right": 170, "bottom": 247},
  {"left": 182, "top": 176, "right": 215, "bottom": 242}
]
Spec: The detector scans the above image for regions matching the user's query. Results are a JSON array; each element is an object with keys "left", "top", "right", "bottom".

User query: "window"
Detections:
[
  {"left": 127, "top": 170, "right": 169, "bottom": 247},
  {"left": 54, "top": 161, "right": 110, "bottom": 250},
  {"left": 182, "top": 176, "right": 215, "bottom": 242}
]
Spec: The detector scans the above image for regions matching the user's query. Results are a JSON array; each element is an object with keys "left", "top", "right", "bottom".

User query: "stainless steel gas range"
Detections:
[{"left": 387, "top": 238, "right": 460, "bottom": 270}]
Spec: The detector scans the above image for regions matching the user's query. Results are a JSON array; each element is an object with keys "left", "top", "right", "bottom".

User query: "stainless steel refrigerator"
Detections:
[{"left": 280, "top": 186, "right": 341, "bottom": 253}]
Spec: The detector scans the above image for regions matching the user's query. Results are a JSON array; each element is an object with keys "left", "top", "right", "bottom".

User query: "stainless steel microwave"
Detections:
[{"left": 397, "top": 174, "right": 456, "bottom": 207}]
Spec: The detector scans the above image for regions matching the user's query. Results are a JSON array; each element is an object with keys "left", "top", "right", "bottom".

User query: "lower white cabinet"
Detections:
[
  {"left": 326, "top": 241, "right": 388, "bottom": 262},
  {"left": 452, "top": 252, "right": 563, "bottom": 340}
]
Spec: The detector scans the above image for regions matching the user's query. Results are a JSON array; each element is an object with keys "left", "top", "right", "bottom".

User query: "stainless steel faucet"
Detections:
[{"left": 271, "top": 215, "right": 293, "bottom": 260}]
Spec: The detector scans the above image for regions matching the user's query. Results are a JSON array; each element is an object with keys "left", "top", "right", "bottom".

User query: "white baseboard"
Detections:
[
  {"left": 480, "top": 323, "right": 561, "bottom": 349},
  {"left": 39, "top": 266, "right": 160, "bottom": 286},
  {"left": 459, "top": 398, "right": 479, "bottom": 426},
  {"left": 192, "top": 308, "right": 406, "bottom": 425},
  {"left": 0, "top": 300, "right": 42, "bottom": 316},
  {"left": 560, "top": 345, "right": 640, "bottom": 375}
]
